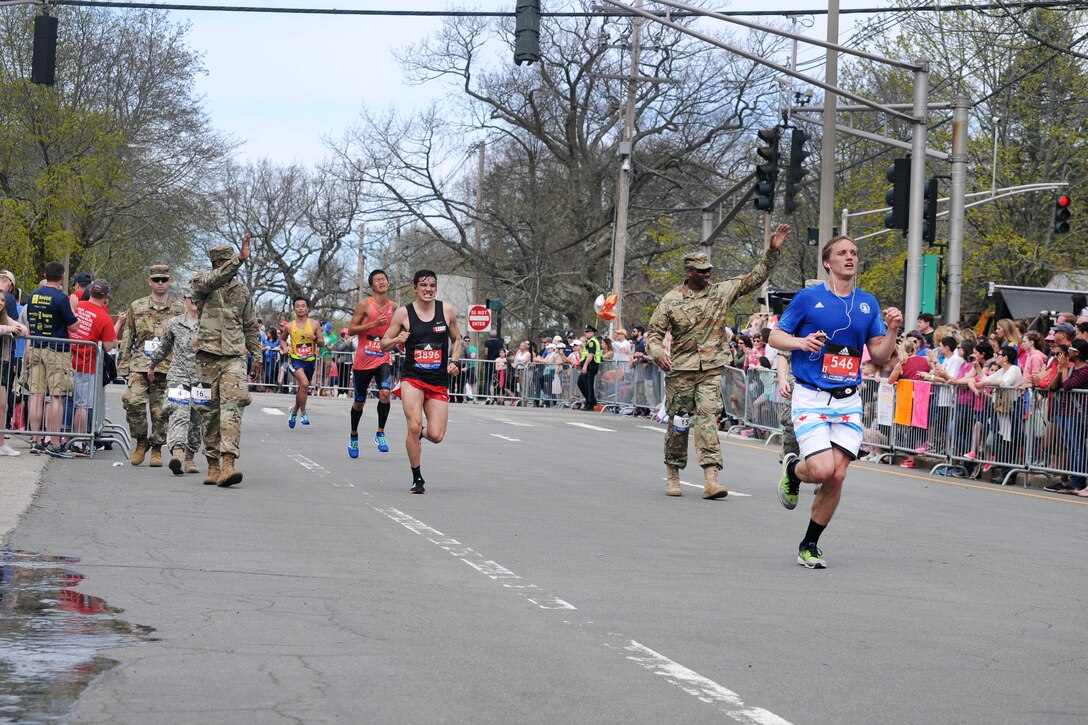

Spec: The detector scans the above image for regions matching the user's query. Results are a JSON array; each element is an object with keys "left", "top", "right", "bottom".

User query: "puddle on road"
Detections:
[{"left": 0, "top": 551, "right": 154, "bottom": 723}]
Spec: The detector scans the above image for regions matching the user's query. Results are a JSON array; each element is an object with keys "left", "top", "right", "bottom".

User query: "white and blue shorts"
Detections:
[{"left": 792, "top": 384, "right": 864, "bottom": 460}]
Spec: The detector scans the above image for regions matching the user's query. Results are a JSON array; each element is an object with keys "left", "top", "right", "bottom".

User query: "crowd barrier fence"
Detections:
[
  {"left": 238, "top": 350, "right": 1088, "bottom": 487},
  {"left": 0, "top": 333, "right": 129, "bottom": 458}
]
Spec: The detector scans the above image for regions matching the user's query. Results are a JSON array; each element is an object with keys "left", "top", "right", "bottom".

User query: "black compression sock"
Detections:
[
  {"left": 350, "top": 406, "right": 363, "bottom": 435},
  {"left": 801, "top": 519, "right": 826, "bottom": 550},
  {"left": 787, "top": 458, "right": 800, "bottom": 484},
  {"left": 377, "top": 401, "right": 390, "bottom": 430},
  {"left": 411, "top": 466, "right": 425, "bottom": 484}
]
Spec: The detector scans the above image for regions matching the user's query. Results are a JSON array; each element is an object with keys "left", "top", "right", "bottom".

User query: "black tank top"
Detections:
[{"left": 403, "top": 300, "right": 449, "bottom": 387}]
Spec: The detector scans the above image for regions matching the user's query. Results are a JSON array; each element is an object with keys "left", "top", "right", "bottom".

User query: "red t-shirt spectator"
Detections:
[{"left": 72, "top": 300, "right": 117, "bottom": 373}]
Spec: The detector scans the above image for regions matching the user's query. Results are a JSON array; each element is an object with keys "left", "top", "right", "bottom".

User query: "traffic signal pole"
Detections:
[
  {"left": 904, "top": 63, "right": 930, "bottom": 329},
  {"left": 945, "top": 95, "right": 969, "bottom": 324}
]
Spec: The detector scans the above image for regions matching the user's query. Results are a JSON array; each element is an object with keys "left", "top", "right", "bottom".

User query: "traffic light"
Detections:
[
  {"left": 1055, "top": 194, "right": 1071, "bottom": 234},
  {"left": 883, "top": 158, "right": 911, "bottom": 230},
  {"left": 783, "top": 128, "right": 811, "bottom": 215},
  {"left": 922, "top": 177, "right": 939, "bottom": 245},
  {"left": 31, "top": 13, "right": 58, "bottom": 86},
  {"left": 513, "top": 1, "right": 540, "bottom": 66},
  {"left": 753, "top": 127, "right": 781, "bottom": 212}
]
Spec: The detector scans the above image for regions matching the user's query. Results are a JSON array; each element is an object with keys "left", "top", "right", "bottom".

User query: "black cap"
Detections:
[
  {"left": 584, "top": 324, "right": 597, "bottom": 333},
  {"left": 74, "top": 272, "right": 93, "bottom": 286},
  {"left": 1071, "top": 339, "right": 1088, "bottom": 359}
]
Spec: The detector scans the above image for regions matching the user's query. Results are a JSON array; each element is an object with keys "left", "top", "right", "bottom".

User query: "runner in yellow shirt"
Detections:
[{"left": 278, "top": 296, "right": 325, "bottom": 428}]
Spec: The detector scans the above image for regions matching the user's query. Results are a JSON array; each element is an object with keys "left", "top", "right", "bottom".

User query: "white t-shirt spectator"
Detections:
[
  {"left": 612, "top": 338, "right": 632, "bottom": 363},
  {"left": 938, "top": 352, "right": 964, "bottom": 406}
]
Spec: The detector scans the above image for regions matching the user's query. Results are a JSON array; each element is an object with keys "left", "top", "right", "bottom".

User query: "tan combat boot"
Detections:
[
  {"left": 203, "top": 456, "right": 220, "bottom": 486},
  {"left": 184, "top": 452, "right": 200, "bottom": 474},
  {"left": 149, "top": 446, "right": 163, "bottom": 467},
  {"left": 702, "top": 466, "right": 728, "bottom": 500},
  {"left": 168, "top": 446, "right": 184, "bottom": 475},
  {"left": 665, "top": 466, "right": 682, "bottom": 497},
  {"left": 130, "top": 438, "right": 148, "bottom": 466},
  {"left": 217, "top": 454, "right": 243, "bottom": 488}
]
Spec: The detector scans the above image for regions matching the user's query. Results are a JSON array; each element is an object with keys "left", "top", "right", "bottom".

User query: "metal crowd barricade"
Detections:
[
  {"left": 1019, "top": 388, "right": 1088, "bottom": 489},
  {"left": 930, "top": 383, "right": 1031, "bottom": 486},
  {"left": 742, "top": 367, "right": 782, "bottom": 443},
  {"left": 720, "top": 366, "right": 746, "bottom": 431},
  {"left": 857, "top": 377, "right": 896, "bottom": 462},
  {"left": 473, "top": 359, "right": 521, "bottom": 406},
  {"left": 595, "top": 360, "right": 637, "bottom": 414},
  {"left": 553, "top": 363, "right": 584, "bottom": 409},
  {"left": 0, "top": 333, "right": 105, "bottom": 457}
]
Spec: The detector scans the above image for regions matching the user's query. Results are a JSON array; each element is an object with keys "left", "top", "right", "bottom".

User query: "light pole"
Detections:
[{"left": 991, "top": 116, "right": 1001, "bottom": 197}]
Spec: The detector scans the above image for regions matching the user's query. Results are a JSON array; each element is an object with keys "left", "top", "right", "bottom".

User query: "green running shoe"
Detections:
[
  {"left": 797, "top": 546, "right": 827, "bottom": 569},
  {"left": 778, "top": 452, "right": 799, "bottom": 510}
]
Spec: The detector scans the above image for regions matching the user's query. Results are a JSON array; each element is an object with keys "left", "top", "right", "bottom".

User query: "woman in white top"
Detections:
[{"left": 971, "top": 344, "right": 1023, "bottom": 479}]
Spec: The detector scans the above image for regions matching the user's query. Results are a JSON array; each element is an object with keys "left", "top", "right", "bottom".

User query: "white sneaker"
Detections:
[{"left": 0, "top": 443, "right": 21, "bottom": 456}]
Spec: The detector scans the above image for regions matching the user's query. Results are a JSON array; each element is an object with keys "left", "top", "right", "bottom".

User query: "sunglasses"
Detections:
[{"left": 150, "top": 277, "right": 170, "bottom": 283}]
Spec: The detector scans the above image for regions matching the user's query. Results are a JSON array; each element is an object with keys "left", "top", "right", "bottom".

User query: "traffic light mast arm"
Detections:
[{"left": 850, "top": 182, "right": 1071, "bottom": 221}]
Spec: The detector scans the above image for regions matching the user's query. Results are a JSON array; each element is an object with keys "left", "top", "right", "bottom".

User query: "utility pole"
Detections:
[
  {"left": 903, "top": 61, "right": 930, "bottom": 328},
  {"left": 817, "top": 0, "right": 839, "bottom": 280},
  {"left": 610, "top": 0, "right": 643, "bottom": 331},
  {"left": 474, "top": 141, "right": 485, "bottom": 348},
  {"left": 363, "top": 223, "right": 372, "bottom": 302},
  {"left": 945, "top": 95, "right": 970, "bottom": 323}
]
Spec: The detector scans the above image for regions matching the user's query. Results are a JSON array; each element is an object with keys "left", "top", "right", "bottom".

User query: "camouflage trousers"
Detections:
[
  {"left": 194, "top": 352, "right": 251, "bottom": 459},
  {"left": 165, "top": 399, "right": 204, "bottom": 455},
  {"left": 778, "top": 400, "right": 799, "bottom": 458},
  {"left": 122, "top": 372, "right": 168, "bottom": 446},
  {"left": 664, "top": 367, "right": 724, "bottom": 470}
]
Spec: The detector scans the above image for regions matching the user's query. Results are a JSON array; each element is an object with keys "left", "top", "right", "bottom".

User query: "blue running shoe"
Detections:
[
  {"left": 375, "top": 431, "right": 389, "bottom": 452},
  {"left": 288, "top": 409, "right": 297, "bottom": 429},
  {"left": 301, "top": 412, "right": 310, "bottom": 426},
  {"left": 348, "top": 436, "right": 359, "bottom": 459}
]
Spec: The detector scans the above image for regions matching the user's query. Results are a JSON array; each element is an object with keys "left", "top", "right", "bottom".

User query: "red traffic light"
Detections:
[{"left": 1058, "top": 195, "right": 1071, "bottom": 208}]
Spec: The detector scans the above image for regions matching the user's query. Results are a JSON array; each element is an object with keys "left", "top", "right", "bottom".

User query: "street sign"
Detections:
[{"left": 467, "top": 304, "right": 492, "bottom": 333}]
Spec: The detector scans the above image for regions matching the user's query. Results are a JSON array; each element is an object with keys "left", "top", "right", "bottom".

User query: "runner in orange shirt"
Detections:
[{"left": 345, "top": 269, "right": 397, "bottom": 458}]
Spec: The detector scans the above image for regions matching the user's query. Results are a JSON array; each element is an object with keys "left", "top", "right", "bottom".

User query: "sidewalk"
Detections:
[{"left": 0, "top": 436, "right": 47, "bottom": 542}]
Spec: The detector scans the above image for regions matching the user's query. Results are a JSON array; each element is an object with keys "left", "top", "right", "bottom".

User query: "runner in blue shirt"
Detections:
[{"left": 769, "top": 235, "right": 902, "bottom": 569}]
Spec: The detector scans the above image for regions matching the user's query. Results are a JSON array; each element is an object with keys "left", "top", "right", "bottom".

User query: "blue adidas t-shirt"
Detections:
[{"left": 777, "top": 283, "right": 887, "bottom": 391}]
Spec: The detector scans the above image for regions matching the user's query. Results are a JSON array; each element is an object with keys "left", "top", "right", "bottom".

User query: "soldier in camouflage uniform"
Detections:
[
  {"left": 148, "top": 285, "right": 203, "bottom": 476},
  {"left": 645, "top": 224, "right": 790, "bottom": 499},
  {"left": 190, "top": 234, "right": 261, "bottom": 487},
  {"left": 118, "top": 264, "right": 185, "bottom": 467}
]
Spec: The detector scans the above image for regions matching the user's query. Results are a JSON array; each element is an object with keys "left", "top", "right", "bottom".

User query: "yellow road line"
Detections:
[{"left": 718, "top": 435, "right": 1088, "bottom": 505}]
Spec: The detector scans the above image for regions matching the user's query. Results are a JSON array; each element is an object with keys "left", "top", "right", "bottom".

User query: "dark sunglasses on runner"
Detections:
[{"left": 150, "top": 276, "right": 170, "bottom": 283}]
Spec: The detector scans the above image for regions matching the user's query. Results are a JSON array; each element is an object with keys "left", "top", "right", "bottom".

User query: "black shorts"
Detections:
[{"left": 353, "top": 365, "right": 392, "bottom": 403}]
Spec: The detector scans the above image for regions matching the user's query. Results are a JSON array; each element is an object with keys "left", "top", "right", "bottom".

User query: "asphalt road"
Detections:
[{"left": 8, "top": 387, "right": 1088, "bottom": 724}]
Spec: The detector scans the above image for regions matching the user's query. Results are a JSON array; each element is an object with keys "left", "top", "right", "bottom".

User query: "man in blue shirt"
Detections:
[
  {"left": 769, "top": 236, "right": 902, "bottom": 569},
  {"left": 26, "top": 261, "right": 80, "bottom": 458}
]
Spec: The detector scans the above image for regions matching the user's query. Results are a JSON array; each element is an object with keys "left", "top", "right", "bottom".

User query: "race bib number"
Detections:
[
  {"left": 295, "top": 342, "right": 314, "bottom": 359},
  {"left": 414, "top": 346, "right": 443, "bottom": 371},
  {"left": 143, "top": 337, "right": 161, "bottom": 357},
  {"left": 191, "top": 382, "right": 212, "bottom": 406},
  {"left": 820, "top": 345, "right": 862, "bottom": 384},
  {"left": 168, "top": 384, "right": 191, "bottom": 405},
  {"left": 363, "top": 336, "right": 384, "bottom": 357}
]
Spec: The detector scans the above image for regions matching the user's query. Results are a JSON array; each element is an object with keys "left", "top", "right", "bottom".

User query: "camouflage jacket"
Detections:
[
  {"left": 118, "top": 295, "right": 185, "bottom": 377},
  {"left": 646, "top": 246, "right": 781, "bottom": 372},
  {"left": 190, "top": 254, "right": 260, "bottom": 358},
  {"left": 149, "top": 314, "right": 199, "bottom": 386}
]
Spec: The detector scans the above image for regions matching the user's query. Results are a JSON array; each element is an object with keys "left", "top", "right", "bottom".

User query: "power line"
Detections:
[{"left": 44, "top": 0, "right": 1088, "bottom": 19}]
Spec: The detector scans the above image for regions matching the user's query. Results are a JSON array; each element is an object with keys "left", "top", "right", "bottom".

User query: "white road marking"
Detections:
[
  {"left": 490, "top": 434, "right": 521, "bottom": 442},
  {"left": 498, "top": 419, "right": 535, "bottom": 427},
  {"left": 639, "top": 425, "right": 665, "bottom": 433},
  {"left": 659, "top": 478, "right": 753, "bottom": 497},
  {"left": 374, "top": 507, "right": 575, "bottom": 611},
  {"left": 375, "top": 506, "right": 785, "bottom": 720},
  {"left": 618, "top": 639, "right": 792, "bottom": 725},
  {"left": 261, "top": 408, "right": 286, "bottom": 416},
  {"left": 565, "top": 421, "right": 615, "bottom": 432}
]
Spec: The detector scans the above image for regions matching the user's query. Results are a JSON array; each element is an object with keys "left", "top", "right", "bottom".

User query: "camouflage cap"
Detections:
[
  {"left": 208, "top": 245, "right": 234, "bottom": 262},
  {"left": 683, "top": 252, "right": 714, "bottom": 271},
  {"left": 149, "top": 264, "right": 171, "bottom": 277}
]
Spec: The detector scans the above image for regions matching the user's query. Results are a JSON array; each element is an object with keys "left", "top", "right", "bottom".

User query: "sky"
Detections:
[{"left": 165, "top": 0, "right": 872, "bottom": 167}]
